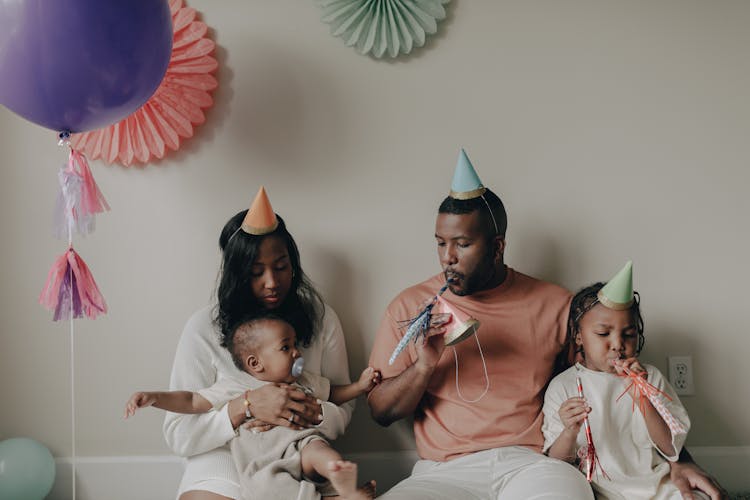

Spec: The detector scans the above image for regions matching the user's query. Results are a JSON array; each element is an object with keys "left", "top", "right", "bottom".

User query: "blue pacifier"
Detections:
[{"left": 291, "top": 357, "right": 305, "bottom": 378}]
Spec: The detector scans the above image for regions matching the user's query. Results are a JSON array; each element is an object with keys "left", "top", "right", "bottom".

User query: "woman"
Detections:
[{"left": 164, "top": 187, "right": 353, "bottom": 499}]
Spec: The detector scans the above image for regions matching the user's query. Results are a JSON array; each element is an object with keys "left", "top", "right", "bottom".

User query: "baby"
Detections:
[{"left": 126, "top": 314, "right": 381, "bottom": 500}]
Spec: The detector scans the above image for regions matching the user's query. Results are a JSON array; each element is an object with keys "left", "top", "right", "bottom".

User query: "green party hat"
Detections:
[
  {"left": 450, "top": 148, "right": 487, "bottom": 200},
  {"left": 597, "top": 261, "right": 634, "bottom": 310}
]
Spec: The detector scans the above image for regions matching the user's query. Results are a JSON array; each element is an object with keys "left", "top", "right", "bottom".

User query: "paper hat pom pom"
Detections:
[
  {"left": 241, "top": 186, "right": 279, "bottom": 236},
  {"left": 597, "top": 260, "right": 634, "bottom": 310},
  {"left": 434, "top": 295, "right": 480, "bottom": 346},
  {"left": 450, "top": 148, "right": 486, "bottom": 200}
]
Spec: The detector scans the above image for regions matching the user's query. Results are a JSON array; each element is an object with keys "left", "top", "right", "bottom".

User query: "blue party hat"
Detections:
[{"left": 450, "top": 148, "right": 486, "bottom": 200}]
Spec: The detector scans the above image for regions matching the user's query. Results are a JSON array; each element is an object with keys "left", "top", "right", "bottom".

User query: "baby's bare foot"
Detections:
[{"left": 326, "top": 461, "right": 374, "bottom": 499}]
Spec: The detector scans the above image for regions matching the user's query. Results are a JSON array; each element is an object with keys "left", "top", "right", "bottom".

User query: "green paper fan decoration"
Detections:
[{"left": 317, "top": 0, "right": 450, "bottom": 58}]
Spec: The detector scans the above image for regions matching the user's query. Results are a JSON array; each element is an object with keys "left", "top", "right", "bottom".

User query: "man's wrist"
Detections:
[{"left": 414, "top": 360, "right": 435, "bottom": 378}]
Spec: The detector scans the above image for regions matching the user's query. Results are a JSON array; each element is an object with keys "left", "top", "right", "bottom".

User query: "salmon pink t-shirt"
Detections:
[{"left": 368, "top": 268, "right": 571, "bottom": 462}]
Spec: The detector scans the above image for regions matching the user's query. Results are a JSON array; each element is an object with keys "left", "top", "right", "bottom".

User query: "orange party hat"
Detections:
[
  {"left": 434, "top": 295, "right": 480, "bottom": 346},
  {"left": 241, "top": 186, "right": 279, "bottom": 235}
]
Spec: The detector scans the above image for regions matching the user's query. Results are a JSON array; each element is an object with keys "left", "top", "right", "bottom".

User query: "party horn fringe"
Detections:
[
  {"left": 576, "top": 376, "right": 609, "bottom": 482},
  {"left": 617, "top": 367, "right": 687, "bottom": 435},
  {"left": 389, "top": 282, "right": 450, "bottom": 365}
]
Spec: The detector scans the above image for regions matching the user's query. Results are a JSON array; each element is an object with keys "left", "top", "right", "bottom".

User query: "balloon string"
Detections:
[
  {"left": 69, "top": 262, "right": 76, "bottom": 500},
  {"left": 62, "top": 135, "right": 76, "bottom": 499},
  {"left": 67, "top": 150, "right": 73, "bottom": 247}
]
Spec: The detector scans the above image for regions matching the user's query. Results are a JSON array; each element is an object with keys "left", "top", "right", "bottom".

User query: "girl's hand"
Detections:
[
  {"left": 124, "top": 392, "right": 156, "bottom": 418},
  {"left": 558, "top": 396, "right": 590, "bottom": 433},
  {"left": 356, "top": 367, "right": 382, "bottom": 393},
  {"left": 612, "top": 357, "right": 646, "bottom": 378},
  {"left": 246, "top": 384, "right": 323, "bottom": 430}
]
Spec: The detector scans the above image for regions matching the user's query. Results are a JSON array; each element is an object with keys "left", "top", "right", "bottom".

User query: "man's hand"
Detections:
[
  {"left": 414, "top": 312, "right": 451, "bottom": 374},
  {"left": 368, "top": 311, "right": 452, "bottom": 427},
  {"left": 670, "top": 459, "right": 729, "bottom": 500}
]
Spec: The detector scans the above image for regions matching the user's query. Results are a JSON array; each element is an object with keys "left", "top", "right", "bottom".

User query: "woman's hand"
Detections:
[
  {"left": 243, "top": 419, "right": 274, "bottom": 432},
  {"left": 242, "top": 383, "right": 323, "bottom": 430}
]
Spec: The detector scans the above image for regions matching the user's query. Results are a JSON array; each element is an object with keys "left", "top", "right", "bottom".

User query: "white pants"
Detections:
[{"left": 378, "top": 446, "right": 594, "bottom": 500}]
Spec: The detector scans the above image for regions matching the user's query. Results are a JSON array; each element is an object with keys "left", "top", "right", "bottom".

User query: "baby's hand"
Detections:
[
  {"left": 558, "top": 396, "right": 590, "bottom": 434},
  {"left": 124, "top": 392, "right": 157, "bottom": 419},
  {"left": 612, "top": 357, "right": 646, "bottom": 378},
  {"left": 357, "top": 367, "right": 382, "bottom": 393}
]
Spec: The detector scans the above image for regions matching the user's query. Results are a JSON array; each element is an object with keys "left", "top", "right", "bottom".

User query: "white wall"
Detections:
[{"left": 1, "top": 0, "right": 749, "bottom": 493}]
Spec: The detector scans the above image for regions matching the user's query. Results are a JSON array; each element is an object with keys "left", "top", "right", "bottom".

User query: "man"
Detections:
[{"left": 367, "top": 149, "right": 727, "bottom": 499}]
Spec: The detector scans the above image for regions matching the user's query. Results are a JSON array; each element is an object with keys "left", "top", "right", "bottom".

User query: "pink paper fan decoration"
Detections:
[{"left": 70, "top": 0, "right": 218, "bottom": 166}]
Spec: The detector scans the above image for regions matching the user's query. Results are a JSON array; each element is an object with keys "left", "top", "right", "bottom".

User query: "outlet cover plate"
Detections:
[{"left": 668, "top": 355, "right": 695, "bottom": 396}]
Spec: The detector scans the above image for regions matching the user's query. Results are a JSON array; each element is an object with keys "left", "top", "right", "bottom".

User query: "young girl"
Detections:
[
  {"left": 127, "top": 314, "right": 381, "bottom": 500},
  {"left": 542, "top": 261, "right": 697, "bottom": 500}
]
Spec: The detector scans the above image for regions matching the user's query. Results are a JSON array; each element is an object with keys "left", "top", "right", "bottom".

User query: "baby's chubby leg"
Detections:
[
  {"left": 300, "top": 440, "right": 374, "bottom": 499},
  {"left": 300, "top": 439, "right": 341, "bottom": 483}
]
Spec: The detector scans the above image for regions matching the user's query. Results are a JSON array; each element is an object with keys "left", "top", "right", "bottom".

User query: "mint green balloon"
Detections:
[{"left": 0, "top": 438, "right": 56, "bottom": 500}]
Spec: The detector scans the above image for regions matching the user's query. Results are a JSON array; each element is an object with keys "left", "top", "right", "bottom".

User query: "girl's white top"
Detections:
[
  {"left": 542, "top": 363, "right": 690, "bottom": 500},
  {"left": 163, "top": 303, "right": 353, "bottom": 497}
]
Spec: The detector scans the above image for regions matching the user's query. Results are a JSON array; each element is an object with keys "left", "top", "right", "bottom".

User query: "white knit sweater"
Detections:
[{"left": 163, "top": 303, "right": 354, "bottom": 498}]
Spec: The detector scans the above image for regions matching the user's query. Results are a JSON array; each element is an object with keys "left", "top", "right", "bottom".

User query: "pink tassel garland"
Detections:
[
  {"left": 69, "top": 149, "right": 109, "bottom": 217},
  {"left": 53, "top": 149, "right": 109, "bottom": 239},
  {"left": 39, "top": 248, "right": 107, "bottom": 321}
]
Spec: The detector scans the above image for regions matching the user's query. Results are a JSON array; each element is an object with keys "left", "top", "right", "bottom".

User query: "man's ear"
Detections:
[
  {"left": 493, "top": 236, "right": 506, "bottom": 262},
  {"left": 244, "top": 354, "right": 262, "bottom": 375}
]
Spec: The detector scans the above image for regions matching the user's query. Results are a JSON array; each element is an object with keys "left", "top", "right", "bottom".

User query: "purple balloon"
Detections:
[{"left": 0, "top": 0, "right": 172, "bottom": 133}]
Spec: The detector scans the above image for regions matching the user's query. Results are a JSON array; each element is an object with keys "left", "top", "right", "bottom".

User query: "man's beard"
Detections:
[{"left": 444, "top": 261, "right": 495, "bottom": 296}]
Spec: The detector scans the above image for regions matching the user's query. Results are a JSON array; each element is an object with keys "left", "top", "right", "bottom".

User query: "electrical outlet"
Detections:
[{"left": 668, "top": 356, "right": 695, "bottom": 396}]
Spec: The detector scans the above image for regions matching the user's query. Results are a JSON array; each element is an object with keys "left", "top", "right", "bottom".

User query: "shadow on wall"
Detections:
[
  {"left": 303, "top": 244, "right": 416, "bottom": 454},
  {"left": 228, "top": 40, "right": 351, "bottom": 177},
  {"left": 507, "top": 230, "right": 571, "bottom": 289}
]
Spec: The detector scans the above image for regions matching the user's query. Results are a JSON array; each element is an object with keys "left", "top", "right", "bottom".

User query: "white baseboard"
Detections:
[
  {"left": 50, "top": 456, "right": 184, "bottom": 500},
  {"left": 47, "top": 447, "right": 749, "bottom": 500}
]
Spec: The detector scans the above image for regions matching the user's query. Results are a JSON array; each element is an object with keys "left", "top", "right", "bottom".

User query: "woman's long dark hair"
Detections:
[{"left": 213, "top": 211, "right": 323, "bottom": 348}]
